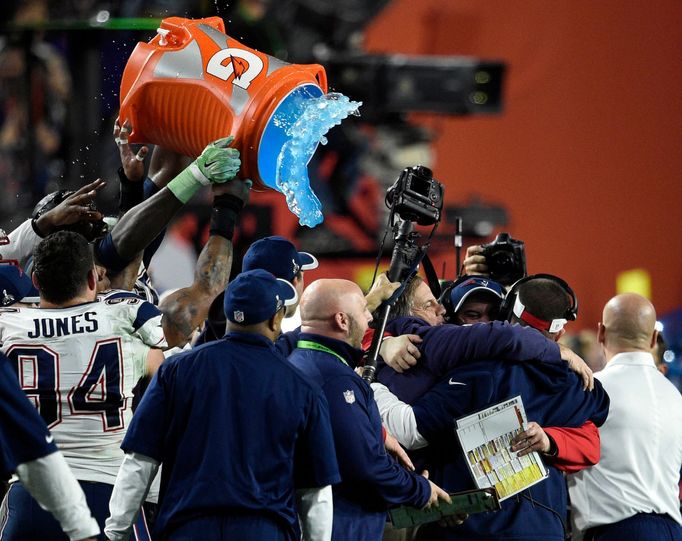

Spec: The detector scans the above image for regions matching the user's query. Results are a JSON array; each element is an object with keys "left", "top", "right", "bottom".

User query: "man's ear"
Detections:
[
  {"left": 650, "top": 329, "right": 659, "bottom": 350},
  {"left": 31, "top": 271, "right": 40, "bottom": 290},
  {"left": 334, "top": 312, "right": 349, "bottom": 333},
  {"left": 269, "top": 309, "right": 285, "bottom": 333},
  {"left": 95, "top": 265, "right": 107, "bottom": 283},
  {"left": 87, "top": 267, "right": 98, "bottom": 292},
  {"left": 597, "top": 322, "right": 606, "bottom": 345},
  {"left": 553, "top": 328, "right": 566, "bottom": 342}
]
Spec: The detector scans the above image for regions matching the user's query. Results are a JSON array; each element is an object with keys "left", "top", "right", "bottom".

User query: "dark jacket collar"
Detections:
[
  {"left": 298, "top": 332, "right": 365, "bottom": 369},
  {"left": 224, "top": 331, "right": 274, "bottom": 348}
]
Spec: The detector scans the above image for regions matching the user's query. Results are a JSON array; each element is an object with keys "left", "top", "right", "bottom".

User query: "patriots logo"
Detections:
[
  {"left": 0, "top": 289, "right": 16, "bottom": 307},
  {"left": 233, "top": 310, "right": 245, "bottom": 323},
  {"left": 343, "top": 390, "right": 355, "bottom": 404}
]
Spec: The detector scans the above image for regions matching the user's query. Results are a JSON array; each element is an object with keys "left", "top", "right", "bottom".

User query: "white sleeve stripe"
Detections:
[
  {"left": 296, "top": 485, "right": 333, "bottom": 541},
  {"left": 15, "top": 452, "right": 100, "bottom": 540},
  {"left": 371, "top": 382, "right": 428, "bottom": 450},
  {"left": 105, "top": 452, "right": 159, "bottom": 541}
]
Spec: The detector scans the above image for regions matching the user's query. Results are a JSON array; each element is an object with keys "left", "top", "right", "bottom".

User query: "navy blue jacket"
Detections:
[
  {"left": 123, "top": 331, "right": 340, "bottom": 539},
  {"left": 289, "top": 333, "right": 430, "bottom": 541},
  {"left": 377, "top": 318, "right": 563, "bottom": 403},
  {"left": 410, "top": 358, "right": 610, "bottom": 541},
  {"left": 276, "top": 327, "right": 301, "bottom": 357},
  {"left": 0, "top": 351, "right": 58, "bottom": 478}
]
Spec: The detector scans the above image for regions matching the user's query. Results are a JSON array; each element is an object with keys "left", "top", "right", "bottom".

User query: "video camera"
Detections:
[
  {"left": 362, "top": 167, "right": 444, "bottom": 383},
  {"left": 480, "top": 232, "right": 526, "bottom": 286},
  {"left": 383, "top": 166, "right": 444, "bottom": 283},
  {"left": 386, "top": 166, "right": 444, "bottom": 226}
]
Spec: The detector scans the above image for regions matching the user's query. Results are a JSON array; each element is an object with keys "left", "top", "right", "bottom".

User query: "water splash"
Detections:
[{"left": 275, "top": 93, "right": 361, "bottom": 227}]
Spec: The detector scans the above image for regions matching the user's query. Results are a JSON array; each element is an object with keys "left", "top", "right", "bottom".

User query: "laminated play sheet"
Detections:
[{"left": 455, "top": 395, "right": 548, "bottom": 501}]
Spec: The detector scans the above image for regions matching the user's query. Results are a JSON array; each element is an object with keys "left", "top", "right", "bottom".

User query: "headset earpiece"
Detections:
[{"left": 498, "top": 273, "right": 578, "bottom": 329}]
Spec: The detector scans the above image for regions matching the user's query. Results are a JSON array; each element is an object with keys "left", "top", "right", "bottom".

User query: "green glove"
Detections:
[{"left": 167, "top": 136, "right": 241, "bottom": 203}]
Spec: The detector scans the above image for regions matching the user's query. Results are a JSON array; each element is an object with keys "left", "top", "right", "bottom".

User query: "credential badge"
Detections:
[{"left": 343, "top": 390, "right": 355, "bottom": 404}]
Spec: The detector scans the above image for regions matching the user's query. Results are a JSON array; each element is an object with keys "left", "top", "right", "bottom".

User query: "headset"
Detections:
[
  {"left": 438, "top": 276, "right": 464, "bottom": 321},
  {"left": 498, "top": 273, "right": 578, "bottom": 334}
]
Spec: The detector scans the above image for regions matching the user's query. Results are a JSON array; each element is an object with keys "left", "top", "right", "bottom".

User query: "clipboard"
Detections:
[{"left": 455, "top": 395, "right": 548, "bottom": 501}]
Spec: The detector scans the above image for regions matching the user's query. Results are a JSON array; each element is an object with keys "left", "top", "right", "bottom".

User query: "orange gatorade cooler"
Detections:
[{"left": 119, "top": 16, "right": 328, "bottom": 192}]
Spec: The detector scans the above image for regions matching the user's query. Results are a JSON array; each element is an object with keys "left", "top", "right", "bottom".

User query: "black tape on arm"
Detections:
[{"left": 210, "top": 194, "right": 245, "bottom": 240}]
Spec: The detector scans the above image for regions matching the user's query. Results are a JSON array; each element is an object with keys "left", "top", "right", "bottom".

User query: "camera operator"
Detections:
[{"left": 460, "top": 233, "right": 525, "bottom": 286}]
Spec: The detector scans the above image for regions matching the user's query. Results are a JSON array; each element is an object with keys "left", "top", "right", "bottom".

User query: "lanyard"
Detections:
[{"left": 297, "top": 340, "right": 349, "bottom": 368}]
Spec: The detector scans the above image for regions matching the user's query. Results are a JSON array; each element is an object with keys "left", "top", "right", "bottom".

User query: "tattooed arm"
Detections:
[
  {"left": 159, "top": 236, "right": 234, "bottom": 347},
  {"left": 158, "top": 179, "right": 251, "bottom": 348}
]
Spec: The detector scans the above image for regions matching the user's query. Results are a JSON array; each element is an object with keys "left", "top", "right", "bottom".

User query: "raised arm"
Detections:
[
  {"left": 159, "top": 178, "right": 251, "bottom": 347},
  {"left": 107, "top": 137, "right": 241, "bottom": 265}
]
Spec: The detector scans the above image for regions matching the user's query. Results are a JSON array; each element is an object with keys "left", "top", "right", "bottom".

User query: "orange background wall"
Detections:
[{"left": 360, "top": 0, "right": 682, "bottom": 329}]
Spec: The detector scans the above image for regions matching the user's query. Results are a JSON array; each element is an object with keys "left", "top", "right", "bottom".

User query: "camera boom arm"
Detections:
[{"left": 362, "top": 219, "right": 423, "bottom": 383}]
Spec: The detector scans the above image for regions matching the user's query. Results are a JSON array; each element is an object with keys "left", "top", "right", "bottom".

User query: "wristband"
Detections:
[
  {"left": 143, "top": 177, "right": 161, "bottom": 200},
  {"left": 167, "top": 165, "right": 209, "bottom": 204},
  {"left": 543, "top": 435, "right": 559, "bottom": 457},
  {"left": 118, "top": 168, "right": 144, "bottom": 212},
  {"left": 210, "top": 194, "right": 245, "bottom": 240}
]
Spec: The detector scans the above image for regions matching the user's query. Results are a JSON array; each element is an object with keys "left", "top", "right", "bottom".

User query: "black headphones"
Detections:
[
  {"left": 438, "top": 277, "right": 461, "bottom": 321},
  {"left": 498, "top": 273, "right": 578, "bottom": 332}
]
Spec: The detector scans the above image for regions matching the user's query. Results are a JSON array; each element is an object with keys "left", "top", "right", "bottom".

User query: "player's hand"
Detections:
[
  {"left": 114, "top": 119, "right": 148, "bottom": 182},
  {"left": 422, "top": 470, "right": 452, "bottom": 508},
  {"left": 438, "top": 513, "right": 468, "bottom": 527},
  {"left": 510, "top": 421, "right": 551, "bottom": 456},
  {"left": 195, "top": 136, "right": 241, "bottom": 184},
  {"left": 380, "top": 335, "right": 422, "bottom": 373},
  {"left": 212, "top": 177, "right": 252, "bottom": 205},
  {"left": 559, "top": 344, "right": 594, "bottom": 391},
  {"left": 384, "top": 430, "right": 415, "bottom": 471},
  {"left": 462, "top": 245, "right": 489, "bottom": 276},
  {"left": 34, "top": 179, "right": 106, "bottom": 236},
  {"left": 365, "top": 272, "right": 400, "bottom": 312}
]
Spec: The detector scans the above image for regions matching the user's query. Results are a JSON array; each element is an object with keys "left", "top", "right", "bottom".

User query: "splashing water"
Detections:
[{"left": 274, "top": 93, "right": 361, "bottom": 227}]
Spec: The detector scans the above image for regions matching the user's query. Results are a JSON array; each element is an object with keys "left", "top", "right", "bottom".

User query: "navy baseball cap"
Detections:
[
  {"left": 224, "top": 269, "right": 298, "bottom": 325},
  {"left": 0, "top": 263, "right": 40, "bottom": 306},
  {"left": 242, "top": 236, "right": 318, "bottom": 283},
  {"left": 449, "top": 276, "right": 505, "bottom": 313}
]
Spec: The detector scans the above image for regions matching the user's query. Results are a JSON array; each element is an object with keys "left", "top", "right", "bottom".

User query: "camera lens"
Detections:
[{"left": 490, "top": 251, "right": 514, "bottom": 271}]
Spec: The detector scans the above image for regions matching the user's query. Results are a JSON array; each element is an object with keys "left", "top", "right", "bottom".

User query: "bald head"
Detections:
[
  {"left": 600, "top": 293, "right": 657, "bottom": 357},
  {"left": 300, "top": 279, "right": 371, "bottom": 347}
]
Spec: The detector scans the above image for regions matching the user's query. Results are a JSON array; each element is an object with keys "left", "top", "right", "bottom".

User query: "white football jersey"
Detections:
[{"left": 0, "top": 295, "right": 166, "bottom": 484}]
